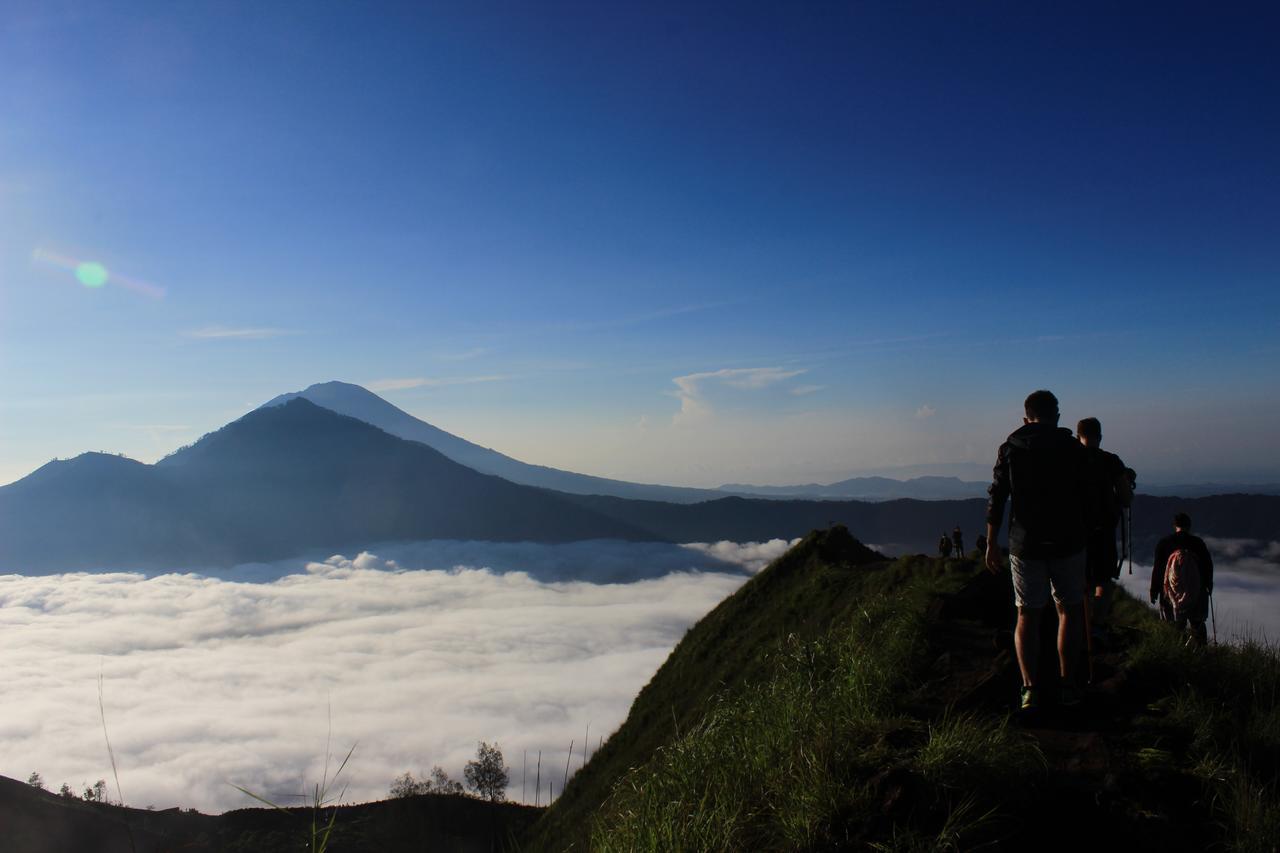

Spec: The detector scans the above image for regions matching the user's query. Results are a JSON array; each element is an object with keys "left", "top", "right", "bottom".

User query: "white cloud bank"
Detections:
[{"left": 0, "top": 540, "right": 781, "bottom": 813}]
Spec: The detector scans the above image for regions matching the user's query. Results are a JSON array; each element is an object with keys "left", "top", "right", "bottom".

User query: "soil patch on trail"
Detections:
[{"left": 918, "top": 564, "right": 1220, "bottom": 851}]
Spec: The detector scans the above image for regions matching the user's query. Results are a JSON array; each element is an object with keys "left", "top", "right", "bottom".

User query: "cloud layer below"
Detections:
[{"left": 0, "top": 540, "right": 790, "bottom": 813}]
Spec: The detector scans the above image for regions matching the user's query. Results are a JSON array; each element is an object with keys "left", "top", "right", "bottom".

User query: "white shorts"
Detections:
[{"left": 1010, "top": 550, "right": 1086, "bottom": 609}]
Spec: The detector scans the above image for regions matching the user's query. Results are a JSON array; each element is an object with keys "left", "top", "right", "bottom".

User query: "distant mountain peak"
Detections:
[{"left": 260, "top": 382, "right": 724, "bottom": 503}]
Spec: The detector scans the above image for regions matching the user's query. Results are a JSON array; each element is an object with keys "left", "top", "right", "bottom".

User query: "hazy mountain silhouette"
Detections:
[
  {"left": 0, "top": 400, "right": 652, "bottom": 573},
  {"left": 261, "top": 381, "right": 723, "bottom": 503},
  {"left": 718, "top": 475, "right": 987, "bottom": 501}
]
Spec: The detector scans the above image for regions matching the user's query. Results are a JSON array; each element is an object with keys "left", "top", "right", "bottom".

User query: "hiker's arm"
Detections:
[
  {"left": 984, "top": 445, "right": 1009, "bottom": 573},
  {"left": 1115, "top": 461, "right": 1134, "bottom": 508},
  {"left": 984, "top": 521, "right": 1001, "bottom": 573}
]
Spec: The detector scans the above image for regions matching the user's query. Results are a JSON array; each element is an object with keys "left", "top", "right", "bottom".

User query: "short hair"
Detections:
[
  {"left": 1076, "top": 417, "right": 1101, "bottom": 441},
  {"left": 1024, "top": 390, "right": 1059, "bottom": 421},
  {"left": 1174, "top": 512, "right": 1191, "bottom": 530}
]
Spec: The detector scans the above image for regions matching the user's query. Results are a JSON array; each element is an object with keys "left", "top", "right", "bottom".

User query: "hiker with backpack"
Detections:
[
  {"left": 939, "top": 533, "right": 953, "bottom": 559},
  {"left": 952, "top": 525, "right": 965, "bottom": 558},
  {"left": 985, "top": 390, "right": 1090, "bottom": 711},
  {"left": 1151, "top": 512, "right": 1215, "bottom": 647},
  {"left": 1077, "top": 417, "right": 1134, "bottom": 640}
]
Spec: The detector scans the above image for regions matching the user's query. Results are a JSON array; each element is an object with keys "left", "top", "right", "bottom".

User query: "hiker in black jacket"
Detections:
[
  {"left": 985, "top": 390, "right": 1089, "bottom": 711},
  {"left": 1077, "top": 417, "right": 1133, "bottom": 637},
  {"left": 1151, "top": 513, "right": 1214, "bottom": 647}
]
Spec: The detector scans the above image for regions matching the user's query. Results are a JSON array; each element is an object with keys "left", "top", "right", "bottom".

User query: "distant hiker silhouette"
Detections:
[
  {"left": 952, "top": 525, "right": 964, "bottom": 557},
  {"left": 938, "top": 533, "right": 953, "bottom": 558},
  {"left": 985, "top": 390, "right": 1089, "bottom": 711},
  {"left": 1077, "top": 417, "right": 1133, "bottom": 643},
  {"left": 1151, "top": 512, "right": 1215, "bottom": 647},
  {"left": 975, "top": 533, "right": 987, "bottom": 555}
]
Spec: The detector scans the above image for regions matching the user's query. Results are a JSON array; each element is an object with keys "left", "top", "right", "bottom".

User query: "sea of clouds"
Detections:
[{"left": 0, "top": 538, "right": 796, "bottom": 813}]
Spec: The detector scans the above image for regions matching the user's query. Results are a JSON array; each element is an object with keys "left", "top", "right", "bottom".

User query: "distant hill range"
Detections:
[
  {"left": 719, "top": 475, "right": 988, "bottom": 501},
  {"left": 720, "top": 476, "right": 1280, "bottom": 501},
  {"left": 2, "top": 382, "right": 1278, "bottom": 574}
]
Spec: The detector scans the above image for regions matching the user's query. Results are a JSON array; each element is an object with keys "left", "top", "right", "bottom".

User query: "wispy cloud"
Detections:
[
  {"left": 672, "top": 367, "right": 806, "bottom": 425},
  {"left": 367, "top": 375, "right": 511, "bottom": 393},
  {"left": 916, "top": 404, "right": 937, "bottom": 419},
  {"left": 542, "top": 302, "right": 734, "bottom": 335},
  {"left": 183, "top": 326, "right": 296, "bottom": 340},
  {"left": 791, "top": 385, "right": 824, "bottom": 397},
  {"left": 435, "top": 347, "right": 490, "bottom": 362}
]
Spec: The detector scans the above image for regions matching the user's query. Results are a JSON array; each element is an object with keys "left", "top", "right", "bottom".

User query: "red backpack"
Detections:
[{"left": 1163, "top": 547, "right": 1201, "bottom": 617}]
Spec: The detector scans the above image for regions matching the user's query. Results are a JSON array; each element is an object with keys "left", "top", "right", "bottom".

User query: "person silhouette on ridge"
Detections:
[
  {"left": 1076, "top": 417, "right": 1133, "bottom": 641},
  {"left": 1151, "top": 512, "right": 1214, "bottom": 647},
  {"left": 985, "top": 390, "right": 1089, "bottom": 711}
]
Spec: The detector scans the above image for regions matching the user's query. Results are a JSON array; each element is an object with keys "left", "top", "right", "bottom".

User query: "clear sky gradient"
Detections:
[{"left": 2, "top": 2, "right": 1278, "bottom": 488}]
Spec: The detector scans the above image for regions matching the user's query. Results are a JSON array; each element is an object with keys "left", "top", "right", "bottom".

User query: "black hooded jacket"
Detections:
[{"left": 986, "top": 422, "right": 1088, "bottom": 560}]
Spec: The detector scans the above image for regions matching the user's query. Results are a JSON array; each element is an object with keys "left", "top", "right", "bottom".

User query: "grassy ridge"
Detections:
[
  {"left": 586, "top": 561, "right": 1045, "bottom": 851},
  {"left": 524, "top": 526, "right": 888, "bottom": 850},
  {"left": 530, "top": 530, "right": 1280, "bottom": 851},
  {"left": 1121, "top": 596, "right": 1280, "bottom": 852}
]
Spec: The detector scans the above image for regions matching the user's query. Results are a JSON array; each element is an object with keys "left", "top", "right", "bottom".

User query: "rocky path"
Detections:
[{"left": 918, "top": 561, "right": 1217, "bottom": 851}]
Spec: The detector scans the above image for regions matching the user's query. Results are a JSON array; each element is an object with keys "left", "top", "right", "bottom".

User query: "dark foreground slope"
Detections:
[
  {"left": 527, "top": 529, "right": 1280, "bottom": 852},
  {"left": 0, "top": 776, "right": 538, "bottom": 853}
]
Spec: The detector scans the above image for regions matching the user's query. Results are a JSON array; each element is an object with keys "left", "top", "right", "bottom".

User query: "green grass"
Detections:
[
  {"left": 524, "top": 526, "right": 894, "bottom": 850},
  {"left": 914, "top": 712, "right": 1044, "bottom": 793},
  {"left": 1122, "top": 592, "right": 1280, "bottom": 852},
  {"left": 589, "top": 587, "right": 931, "bottom": 851}
]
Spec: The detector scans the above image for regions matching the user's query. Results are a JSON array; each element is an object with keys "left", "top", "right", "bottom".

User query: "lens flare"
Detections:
[
  {"left": 32, "top": 247, "right": 165, "bottom": 299},
  {"left": 75, "top": 262, "right": 109, "bottom": 288}
]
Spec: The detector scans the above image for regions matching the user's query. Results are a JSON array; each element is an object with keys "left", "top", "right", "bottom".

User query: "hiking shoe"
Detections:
[
  {"left": 1060, "top": 684, "right": 1084, "bottom": 708},
  {"left": 1020, "top": 686, "right": 1040, "bottom": 711}
]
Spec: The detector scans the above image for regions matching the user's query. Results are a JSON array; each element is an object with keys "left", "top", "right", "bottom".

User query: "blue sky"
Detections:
[{"left": 2, "top": 2, "right": 1278, "bottom": 487}]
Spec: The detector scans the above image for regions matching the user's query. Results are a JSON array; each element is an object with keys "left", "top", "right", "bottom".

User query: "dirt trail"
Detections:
[{"left": 917, "top": 561, "right": 1216, "bottom": 851}]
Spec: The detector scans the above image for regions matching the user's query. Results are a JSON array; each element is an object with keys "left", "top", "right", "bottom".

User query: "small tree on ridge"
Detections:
[{"left": 463, "top": 742, "right": 509, "bottom": 802}]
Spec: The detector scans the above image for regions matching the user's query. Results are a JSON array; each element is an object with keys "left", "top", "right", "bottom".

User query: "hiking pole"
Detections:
[
  {"left": 1081, "top": 590, "right": 1095, "bottom": 685},
  {"left": 1210, "top": 592, "right": 1217, "bottom": 645},
  {"left": 1126, "top": 506, "right": 1133, "bottom": 575}
]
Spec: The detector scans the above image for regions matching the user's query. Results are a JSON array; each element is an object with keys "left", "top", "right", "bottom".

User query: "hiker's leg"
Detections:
[
  {"left": 1056, "top": 600, "right": 1084, "bottom": 683},
  {"left": 1015, "top": 606, "right": 1042, "bottom": 687},
  {"left": 1010, "top": 554, "right": 1050, "bottom": 688},
  {"left": 1190, "top": 620, "right": 1208, "bottom": 647},
  {"left": 1188, "top": 595, "right": 1209, "bottom": 646},
  {"left": 1048, "top": 550, "right": 1087, "bottom": 685}
]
